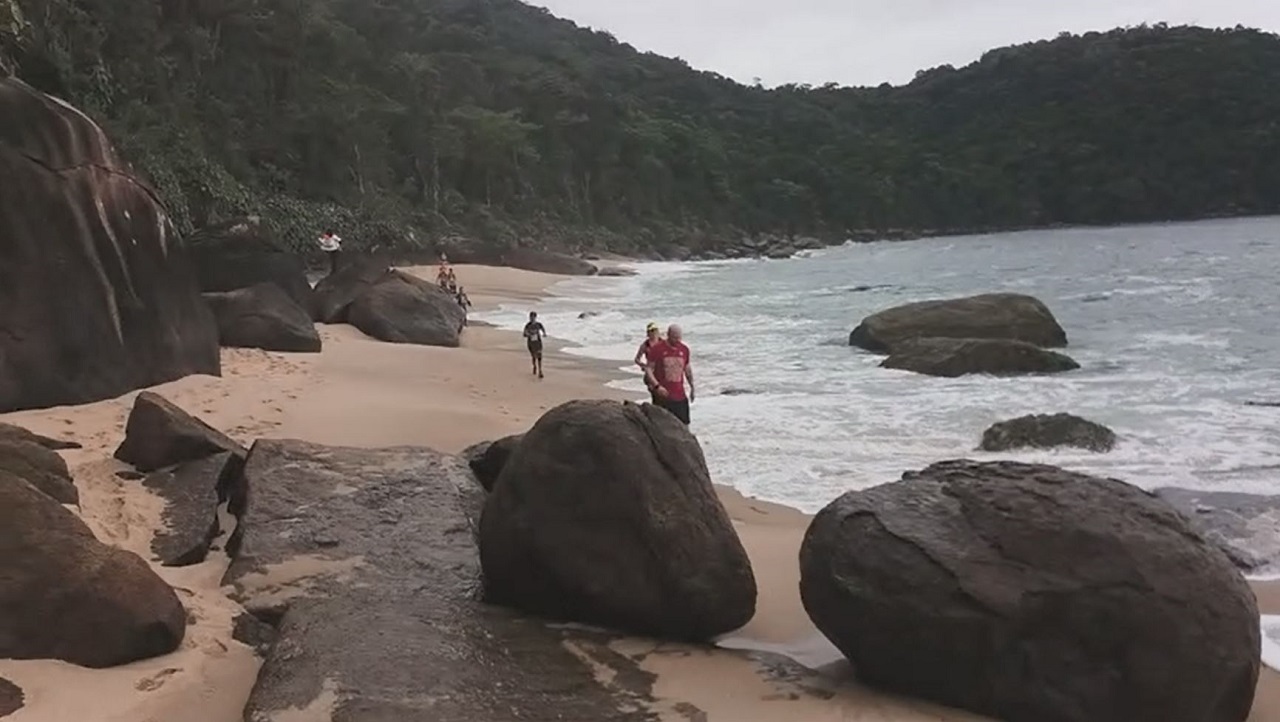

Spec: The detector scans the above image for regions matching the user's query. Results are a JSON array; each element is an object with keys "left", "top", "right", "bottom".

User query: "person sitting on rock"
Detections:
[{"left": 317, "top": 230, "right": 342, "bottom": 275}]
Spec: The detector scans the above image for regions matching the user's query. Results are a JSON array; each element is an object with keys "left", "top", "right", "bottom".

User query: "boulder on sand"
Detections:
[
  {"left": 226, "top": 439, "right": 653, "bottom": 721},
  {"left": 799, "top": 459, "right": 1260, "bottom": 722},
  {"left": 203, "top": 283, "right": 321, "bottom": 353},
  {"left": 880, "top": 337, "right": 1080, "bottom": 377},
  {"left": 0, "top": 471, "right": 186, "bottom": 667},
  {"left": 0, "top": 78, "right": 219, "bottom": 413},
  {"left": 0, "top": 677, "right": 22, "bottom": 717},
  {"left": 849, "top": 293, "right": 1068, "bottom": 352},
  {"left": 114, "top": 392, "right": 245, "bottom": 472},
  {"left": 463, "top": 434, "right": 523, "bottom": 492},
  {"left": 0, "top": 438, "right": 77, "bottom": 504},
  {"left": 186, "top": 217, "right": 313, "bottom": 312},
  {"left": 0, "top": 422, "right": 80, "bottom": 450},
  {"left": 143, "top": 451, "right": 242, "bottom": 566},
  {"left": 311, "top": 257, "right": 389, "bottom": 323},
  {"left": 347, "top": 270, "right": 466, "bottom": 347},
  {"left": 981, "top": 413, "right": 1117, "bottom": 452},
  {"left": 480, "top": 400, "right": 756, "bottom": 640}
]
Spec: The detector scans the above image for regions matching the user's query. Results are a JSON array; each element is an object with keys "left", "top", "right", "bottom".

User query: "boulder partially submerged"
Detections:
[
  {"left": 480, "top": 400, "right": 756, "bottom": 640},
  {"left": 225, "top": 439, "right": 652, "bottom": 721},
  {"left": 203, "top": 283, "right": 321, "bottom": 353},
  {"left": 0, "top": 422, "right": 80, "bottom": 450},
  {"left": 850, "top": 293, "right": 1068, "bottom": 352},
  {"left": 114, "top": 391, "right": 246, "bottom": 472},
  {"left": 800, "top": 460, "right": 1259, "bottom": 722},
  {"left": 0, "top": 472, "right": 186, "bottom": 667},
  {"left": 980, "top": 413, "right": 1117, "bottom": 452},
  {"left": 0, "top": 78, "right": 219, "bottom": 412},
  {"left": 881, "top": 337, "right": 1080, "bottom": 377}
]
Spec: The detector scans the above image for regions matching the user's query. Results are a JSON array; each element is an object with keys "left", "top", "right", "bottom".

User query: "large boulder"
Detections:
[
  {"left": 114, "top": 392, "right": 245, "bottom": 472},
  {"left": 799, "top": 460, "right": 1260, "bottom": 722},
  {"left": 0, "top": 678, "right": 21, "bottom": 718},
  {"left": 0, "top": 78, "right": 219, "bottom": 413},
  {"left": 0, "top": 438, "right": 77, "bottom": 504},
  {"left": 347, "top": 270, "right": 466, "bottom": 347},
  {"left": 881, "top": 337, "right": 1080, "bottom": 377},
  {"left": 462, "top": 433, "right": 523, "bottom": 492},
  {"left": 849, "top": 293, "right": 1068, "bottom": 352},
  {"left": 311, "top": 257, "right": 389, "bottom": 323},
  {"left": 186, "top": 217, "right": 313, "bottom": 312},
  {"left": 143, "top": 451, "right": 242, "bottom": 566},
  {"left": 479, "top": 400, "right": 756, "bottom": 641},
  {"left": 981, "top": 413, "right": 1117, "bottom": 453},
  {"left": 202, "top": 283, "right": 321, "bottom": 353},
  {"left": 225, "top": 439, "right": 652, "bottom": 721},
  {"left": 0, "top": 471, "right": 187, "bottom": 667}
]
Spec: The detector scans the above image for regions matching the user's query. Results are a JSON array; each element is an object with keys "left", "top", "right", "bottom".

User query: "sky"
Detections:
[{"left": 532, "top": 0, "right": 1280, "bottom": 87}]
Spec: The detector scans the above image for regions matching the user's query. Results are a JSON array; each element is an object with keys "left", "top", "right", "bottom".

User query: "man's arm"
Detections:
[
  {"left": 634, "top": 342, "right": 648, "bottom": 369},
  {"left": 684, "top": 360, "right": 695, "bottom": 401}
]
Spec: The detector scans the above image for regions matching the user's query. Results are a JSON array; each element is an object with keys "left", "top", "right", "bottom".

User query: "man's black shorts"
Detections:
[
  {"left": 527, "top": 340, "right": 543, "bottom": 358},
  {"left": 658, "top": 397, "right": 690, "bottom": 425}
]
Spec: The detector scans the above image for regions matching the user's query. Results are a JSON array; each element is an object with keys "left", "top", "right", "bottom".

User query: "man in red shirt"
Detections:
[{"left": 646, "top": 324, "right": 695, "bottom": 424}]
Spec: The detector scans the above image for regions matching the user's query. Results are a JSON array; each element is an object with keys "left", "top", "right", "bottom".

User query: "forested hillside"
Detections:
[{"left": 2, "top": 0, "right": 1279, "bottom": 257}]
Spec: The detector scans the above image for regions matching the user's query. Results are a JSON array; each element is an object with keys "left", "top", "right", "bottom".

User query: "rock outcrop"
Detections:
[
  {"left": 849, "top": 293, "right": 1068, "bottom": 352},
  {"left": 186, "top": 217, "right": 313, "bottom": 312},
  {"left": 981, "top": 413, "right": 1117, "bottom": 452},
  {"left": 0, "top": 438, "right": 77, "bottom": 504},
  {"left": 347, "top": 270, "right": 466, "bottom": 347},
  {"left": 880, "top": 337, "right": 1080, "bottom": 377},
  {"left": 463, "top": 434, "right": 523, "bottom": 492},
  {"left": 0, "top": 471, "right": 186, "bottom": 667},
  {"left": 0, "top": 422, "right": 80, "bottom": 450},
  {"left": 0, "top": 678, "right": 21, "bottom": 718},
  {"left": 800, "top": 460, "right": 1260, "bottom": 722},
  {"left": 143, "top": 451, "right": 242, "bottom": 566},
  {"left": 225, "top": 439, "right": 652, "bottom": 721},
  {"left": 311, "top": 258, "right": 391, "bottom": 323},
  {"left": 480, "top": 400, "right": 756, "bottom": 640},
  {"left": 203, "top": 283, "right": 321, "bottom": 353},
  {"left": 114, "top": 392, "right": 245, "bottom": 472},
  {"left": 0, "top": 78, "right": 220, "bottom": 413}
]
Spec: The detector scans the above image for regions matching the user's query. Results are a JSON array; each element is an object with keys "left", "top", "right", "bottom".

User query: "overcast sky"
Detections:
[{"left": 532, "top": 0, "right": 1280, "bottom": 87}]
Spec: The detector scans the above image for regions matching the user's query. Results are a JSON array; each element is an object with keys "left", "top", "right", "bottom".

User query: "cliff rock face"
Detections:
[{"left": 0, "top": 78, "right": 219, "bottom": 412}]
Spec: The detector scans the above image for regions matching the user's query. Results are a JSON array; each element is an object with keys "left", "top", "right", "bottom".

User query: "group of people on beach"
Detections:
[
  {"left": 436, "top": 257, "right": 473, "bottom": 316},
  {"left": 522, "top": 315, "right": 694, "bottom": 424}
]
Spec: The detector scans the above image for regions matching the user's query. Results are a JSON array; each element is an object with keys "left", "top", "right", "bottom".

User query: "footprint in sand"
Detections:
[{"left": 134, "top": 667, "right": 180, "bottom": 692}]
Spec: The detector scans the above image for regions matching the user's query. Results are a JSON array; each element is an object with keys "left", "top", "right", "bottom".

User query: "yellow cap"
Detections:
[{"left": 646, "top": 322, "right": 659, "bottom": 332}]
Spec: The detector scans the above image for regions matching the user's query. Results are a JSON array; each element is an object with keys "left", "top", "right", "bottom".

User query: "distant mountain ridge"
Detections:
[{"left": 2, "top": 1, "right": 1277, "bottom": 257}]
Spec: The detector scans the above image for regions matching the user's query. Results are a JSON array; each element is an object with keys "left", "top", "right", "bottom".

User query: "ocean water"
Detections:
[{"left": 477, "top": 217, "right": 1280, "bottom": 514}]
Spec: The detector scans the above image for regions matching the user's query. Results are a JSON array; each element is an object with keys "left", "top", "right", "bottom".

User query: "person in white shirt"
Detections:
[{"left": 318, "top": 230, "right": 342, "bottom": 275}]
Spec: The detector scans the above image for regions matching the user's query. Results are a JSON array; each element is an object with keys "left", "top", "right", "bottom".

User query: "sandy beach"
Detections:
[{"left": 1, "top": 263, "right": 1277, "bottom": 722}]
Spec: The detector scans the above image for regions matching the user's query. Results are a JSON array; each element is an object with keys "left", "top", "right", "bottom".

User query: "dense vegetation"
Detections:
[{"left": 3, "top": 0, "right": 1279, "bottom": 256}]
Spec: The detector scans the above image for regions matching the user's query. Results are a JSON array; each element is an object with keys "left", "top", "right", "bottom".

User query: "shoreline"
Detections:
[{"left": 0, "top": 263, "right": 1277, "bottom": 721}]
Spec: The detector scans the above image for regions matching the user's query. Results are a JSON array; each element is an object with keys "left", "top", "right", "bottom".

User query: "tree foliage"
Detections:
[{"left": 3, "top": 3, "right": 1278, "bottom": 255}]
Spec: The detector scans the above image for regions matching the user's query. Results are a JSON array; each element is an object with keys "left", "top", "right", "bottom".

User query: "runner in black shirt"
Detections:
[{"left": 523, "top": 311, "right": 546, "bottom": 378}]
